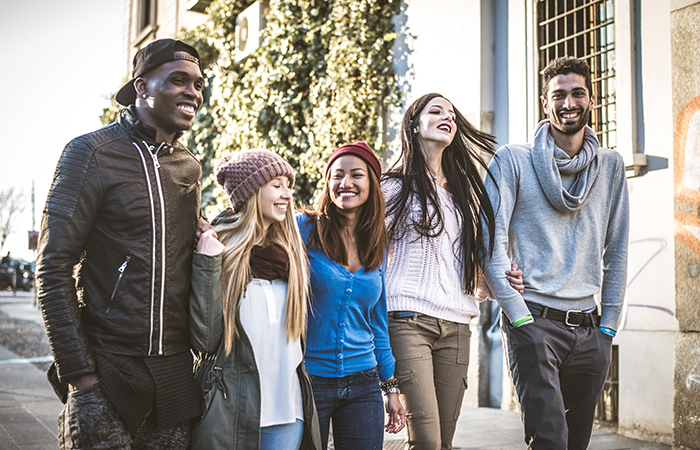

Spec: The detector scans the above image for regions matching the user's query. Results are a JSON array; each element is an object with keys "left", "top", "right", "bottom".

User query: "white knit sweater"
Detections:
[{"left": 382, "top": 178, "right": 479, "bottom": 324}]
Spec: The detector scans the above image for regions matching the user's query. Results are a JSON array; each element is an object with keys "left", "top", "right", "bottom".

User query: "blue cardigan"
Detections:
[{"left": 297, "top": 214, "right": 395, "bottom": 381}]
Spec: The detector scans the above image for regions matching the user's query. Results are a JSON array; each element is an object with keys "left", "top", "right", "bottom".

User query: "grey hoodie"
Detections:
[{"left": 481, "top": 121, "right": 629, "bottom": 330}]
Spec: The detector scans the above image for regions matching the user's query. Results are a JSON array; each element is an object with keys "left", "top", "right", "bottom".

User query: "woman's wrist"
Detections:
[{"left": 379, "top": 377, "right": 400, "bottom": 395}]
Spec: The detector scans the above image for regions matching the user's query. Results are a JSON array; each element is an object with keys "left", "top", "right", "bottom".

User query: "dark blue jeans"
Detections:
[{"left": 310, "top": 367, "right": 384, "bottom": 450}]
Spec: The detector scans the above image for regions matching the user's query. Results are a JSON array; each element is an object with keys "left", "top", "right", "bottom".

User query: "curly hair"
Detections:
[{"left": 541, "top": 56, "right": 593, "bottom": 99}]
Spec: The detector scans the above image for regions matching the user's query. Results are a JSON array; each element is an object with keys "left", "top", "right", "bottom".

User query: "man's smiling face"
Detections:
[
  {"left": 542, "top": 72, "right": 594, "bottom": 136},
  {"left": 136, "top": 53, "right": 204, "bottom": 141}
]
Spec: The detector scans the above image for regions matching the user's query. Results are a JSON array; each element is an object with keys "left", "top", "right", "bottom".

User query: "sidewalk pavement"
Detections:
[{"left": 0, "top": 291, "right": 671, "bottom": 450}]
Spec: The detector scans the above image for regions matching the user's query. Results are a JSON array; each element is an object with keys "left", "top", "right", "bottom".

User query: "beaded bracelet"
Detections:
[
  {"left": 379, "top": 378, "right": 400, "bottom": 395},
  {"left": 383, "top": 385, "right": 400, "bottom": 395}
]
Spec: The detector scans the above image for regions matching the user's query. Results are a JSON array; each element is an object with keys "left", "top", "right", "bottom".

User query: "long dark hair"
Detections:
[
  {"left": 383, "top": 93, "right": 496, "bottom": 293},
  {"left": 306, "top": 161, "right": 387, "bottom": 272}
]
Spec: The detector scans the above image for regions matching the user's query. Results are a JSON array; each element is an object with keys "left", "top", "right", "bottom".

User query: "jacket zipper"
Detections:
[
  {"left": 148, "top": 142, "right": 168, "bottom": 356},
  {"left": 133, "top": 141, "right": 161, "bottom": 356},
  {"left": 106, "top": 255, "right": 131, "bottom": 312}
]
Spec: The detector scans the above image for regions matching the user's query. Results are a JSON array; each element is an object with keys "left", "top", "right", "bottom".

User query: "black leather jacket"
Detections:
[{"left": 37, "top": 107, "right": 202, "bottom": 382}]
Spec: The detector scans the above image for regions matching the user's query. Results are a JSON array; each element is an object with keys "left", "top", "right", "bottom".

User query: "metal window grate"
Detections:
[
  {"left": 537, "top": 0, "right": 616, "bottom": 150},
  {"left": 595, "top": 344, "right": 619, "bottom": 424}
]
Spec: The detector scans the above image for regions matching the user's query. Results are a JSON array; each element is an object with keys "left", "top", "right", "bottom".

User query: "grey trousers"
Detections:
[
  {"left": 58, "top": 381, "right": 191, "bottom": 450},
  {"left": 388, "top": 313, "right": 471, "bottom": 450},
  {"left": 501, "top": 313, "right": 612, "bottom": 450}
]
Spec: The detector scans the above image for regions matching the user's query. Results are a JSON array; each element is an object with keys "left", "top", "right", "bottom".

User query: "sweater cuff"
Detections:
[
  {"left": 378, "top": 360, "right": 395, "bottom": 382},
  {"left": 498, "top": 299, "right": 531, "bottom": 326},
  {"left": 599, "top": 307, "right": 622, "bottom": 330}
]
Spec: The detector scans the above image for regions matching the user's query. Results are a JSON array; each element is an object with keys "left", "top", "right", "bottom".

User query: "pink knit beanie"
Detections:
[{"left": 215, "top": 149, "right": 295, "bottom": 211}]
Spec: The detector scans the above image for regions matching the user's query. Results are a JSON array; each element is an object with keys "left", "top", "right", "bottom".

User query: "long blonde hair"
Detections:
[{"left": 216, "top": 189, "right": 309, "bottom": 354}]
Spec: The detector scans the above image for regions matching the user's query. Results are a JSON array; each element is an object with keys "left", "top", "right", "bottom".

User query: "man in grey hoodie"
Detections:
[{"left": 482, "top": 56, "right": 629, "bottom": 450}]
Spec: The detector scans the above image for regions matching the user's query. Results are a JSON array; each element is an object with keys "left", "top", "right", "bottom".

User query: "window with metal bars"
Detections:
[{"left": 537, "top": 0, "right": 616, "bottom": 150}]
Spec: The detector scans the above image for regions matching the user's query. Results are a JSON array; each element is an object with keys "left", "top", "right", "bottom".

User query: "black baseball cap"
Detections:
[{"left": 116, "top": 39, "right": 202, "bottom": 106}]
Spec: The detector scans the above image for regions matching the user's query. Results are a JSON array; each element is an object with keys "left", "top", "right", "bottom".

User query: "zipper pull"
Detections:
[
  {"left": 148, "top": 145, "right": 161, "bottom": 169},
  {"left": 118, "top": 255, "right": 131, "bottom": 273},
  {"left": 107, "top": 255, "right": 131, "bottom": 312}
]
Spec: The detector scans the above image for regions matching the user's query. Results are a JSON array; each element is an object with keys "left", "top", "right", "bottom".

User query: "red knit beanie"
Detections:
[
  {"left": 215, "top": 149, "right": 295, "bottom": 211},
  {"left": 325, "top": 141, "right": 382, "bottom": 179}
]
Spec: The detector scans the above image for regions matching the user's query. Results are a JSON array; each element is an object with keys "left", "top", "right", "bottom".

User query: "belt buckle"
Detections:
[{"left": 565, "top": 309, "right": 583, "bottom": 327}]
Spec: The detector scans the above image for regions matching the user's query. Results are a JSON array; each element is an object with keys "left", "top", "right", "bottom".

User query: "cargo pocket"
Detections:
[
  {"left": 395, "top": 370, "right": 426, "bottom": 418},
  {"left": 453, "top": 377, "right": 469, "bottom": 420},
  {"left": 456, "top": 322, "right": 472, "bottom": 364}
]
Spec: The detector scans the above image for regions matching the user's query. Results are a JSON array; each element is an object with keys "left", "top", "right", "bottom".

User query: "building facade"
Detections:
[
  {"left": 122, "top": 0, "right": 699, "bottom": 447},
  {"left": 390, "top": 1, "right": 697, "bottom": 447},
  {"left": 123, "top": 0, "right": 211, "bottom": 75}
]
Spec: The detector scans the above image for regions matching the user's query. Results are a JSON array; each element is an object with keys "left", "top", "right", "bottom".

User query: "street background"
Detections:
[
  {"left": 0, "top": 0, "right": 124, "bottom": 262},
  {"left": 0, "top": 290, "right": 671, "bottom": 449}
]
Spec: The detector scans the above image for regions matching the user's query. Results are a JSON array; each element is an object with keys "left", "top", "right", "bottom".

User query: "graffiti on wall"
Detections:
[
  {"left": 687, "top": 345, "right": 700, "bottom": 390},
  {"left": 674, "top": 95, "right": 700, "bottom": 259}
]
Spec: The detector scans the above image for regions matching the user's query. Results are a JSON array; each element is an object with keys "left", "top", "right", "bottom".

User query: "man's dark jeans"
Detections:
[
  {"left": 59, "top": 380, "right": 190, "bottom": 450},
  {"left": 310, "top": 367, "right": 384, "bottom": 450},
  {"left": 501, "top": 313, "right": 612, "bottom": 450}
]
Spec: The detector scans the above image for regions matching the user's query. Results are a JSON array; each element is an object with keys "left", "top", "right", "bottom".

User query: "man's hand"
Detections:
[{"left": 68, "top": 372, "right": 99, "bottom": 391}]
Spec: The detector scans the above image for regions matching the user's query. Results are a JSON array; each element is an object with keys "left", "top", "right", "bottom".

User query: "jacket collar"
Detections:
[{"left": 118, "top": 106, "right": 185, "bottom": 145}]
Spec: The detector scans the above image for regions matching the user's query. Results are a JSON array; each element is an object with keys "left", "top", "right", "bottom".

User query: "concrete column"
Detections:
[{"left": 671, "top": 3, "right": 700, "bottom": 448}]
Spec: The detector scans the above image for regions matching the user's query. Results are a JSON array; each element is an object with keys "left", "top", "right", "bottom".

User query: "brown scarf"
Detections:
[{"left": 250, "top": 244, "right": 289, "bottom": 281}]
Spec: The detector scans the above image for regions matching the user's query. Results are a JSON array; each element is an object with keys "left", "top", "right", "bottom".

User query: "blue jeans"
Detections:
[
  {"left": 260, "top": 419, "right": 304, "bottom": 450},
  {"left": 310, "top": 367, "right": 384, "bottom": 450}
]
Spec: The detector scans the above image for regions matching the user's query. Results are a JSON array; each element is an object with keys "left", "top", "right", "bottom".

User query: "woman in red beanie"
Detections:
[
  {"left": 297, "top": 142, "right": 405, "bottom": 450},
  {"left": 382, "top": 94, "right": 523, "bottom": 450}
]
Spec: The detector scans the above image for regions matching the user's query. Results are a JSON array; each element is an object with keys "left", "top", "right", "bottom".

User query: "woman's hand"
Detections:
[
  {"left": 506, "top": 262, "right": 525, "bottom": 294},
  {"left": 195, "top": 217, "right": 215, "bottom": 246},
  {"left": 196, "top": 229, "right": 225, "bottom": 256},
  {"left": 384, "top": 392, "right": 406, "bottom": 434}
]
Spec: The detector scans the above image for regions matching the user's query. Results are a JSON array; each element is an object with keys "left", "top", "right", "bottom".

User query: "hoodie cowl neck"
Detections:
[{"left": 532, "top": 120, "right": 601, "bottom": 212}]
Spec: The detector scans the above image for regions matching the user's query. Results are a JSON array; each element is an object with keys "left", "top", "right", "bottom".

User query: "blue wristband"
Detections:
[{"left": 599, "top": 327, "right": 616, "bottom": 337}]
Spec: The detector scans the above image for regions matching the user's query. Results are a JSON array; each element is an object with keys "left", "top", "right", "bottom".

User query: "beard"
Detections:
[{"left": 548, "top": 105, "right": 591, "bottom": 135}]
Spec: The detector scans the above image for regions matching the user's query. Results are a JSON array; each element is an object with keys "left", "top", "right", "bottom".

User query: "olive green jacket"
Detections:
[{"left": 189, "top": 252, "right": 321, "bottom": 450}]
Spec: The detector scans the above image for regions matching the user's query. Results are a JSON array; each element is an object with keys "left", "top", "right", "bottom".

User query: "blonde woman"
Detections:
[{"left": 189, "top": 149, "right": 321, "bottom": 450}]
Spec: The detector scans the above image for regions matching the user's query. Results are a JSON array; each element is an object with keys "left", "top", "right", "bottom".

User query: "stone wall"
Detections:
[{"left": 671, "top": 3, "right": 700, "bottom": 448}]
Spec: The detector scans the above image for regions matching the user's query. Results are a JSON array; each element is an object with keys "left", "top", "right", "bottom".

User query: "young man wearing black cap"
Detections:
[{"left": 37, "top": 39, "right": 205, "bottom": 449}]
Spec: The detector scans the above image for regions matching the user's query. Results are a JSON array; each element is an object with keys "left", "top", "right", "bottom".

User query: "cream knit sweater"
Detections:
[{"left": 382, "top": 178, "right": 479, "bottom": 324}]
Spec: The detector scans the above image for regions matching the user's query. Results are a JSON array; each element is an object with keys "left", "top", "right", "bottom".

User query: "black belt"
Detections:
[
  {"left": 525, "top": 302, "right": 600, "bottom": 327},
  {"left": 391, "top": 311, "right": 423, "bottom": 320}
]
